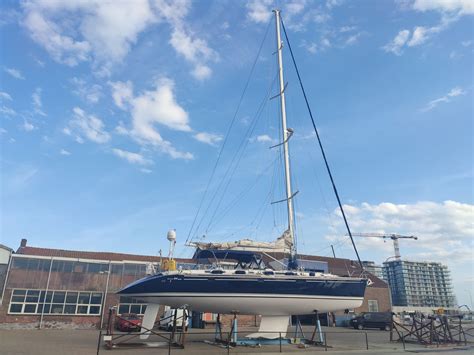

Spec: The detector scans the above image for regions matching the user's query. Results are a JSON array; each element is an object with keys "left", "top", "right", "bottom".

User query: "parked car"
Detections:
[
  {"left": 350, "top": 312, "right": 392, "bottom": 331},
  {"left": 117, "top": 313, "right": 142, "bottom": 332},
  {"left": 159, "top": 308, "right": 188, "bottom": 331}
]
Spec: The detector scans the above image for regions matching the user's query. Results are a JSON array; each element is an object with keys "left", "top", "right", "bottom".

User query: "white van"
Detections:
[{"left": 159, "top": 307, "right": 188, "bottom": 331}]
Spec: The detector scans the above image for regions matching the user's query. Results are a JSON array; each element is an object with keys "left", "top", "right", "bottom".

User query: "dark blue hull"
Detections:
[{"left": 119, "top": 273, "right": 367, "bottom": 298}]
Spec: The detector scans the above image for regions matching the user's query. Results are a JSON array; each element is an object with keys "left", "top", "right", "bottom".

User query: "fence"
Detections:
[{"left": 96, "top": 328, "right": 415, "bottom": 354}]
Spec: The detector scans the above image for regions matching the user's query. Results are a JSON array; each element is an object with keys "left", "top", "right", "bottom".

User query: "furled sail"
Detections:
[{"left": 190, "top": 229, "right": 292, "bottom": 253}]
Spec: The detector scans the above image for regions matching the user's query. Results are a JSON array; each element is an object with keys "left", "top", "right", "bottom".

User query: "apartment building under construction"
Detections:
[{"left": 383, "top": 259, "right": 456, "bottom": 308}]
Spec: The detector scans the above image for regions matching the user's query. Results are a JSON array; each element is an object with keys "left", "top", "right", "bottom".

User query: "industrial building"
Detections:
[
  {"left": 362, "top": 261, "right": 384, "bottom": 280},
  {"left": 382, "top": 259, "right": 456, "bottom": 308},
  {"left": 0, "top": 239, "right": 391, "bottom": 329}
]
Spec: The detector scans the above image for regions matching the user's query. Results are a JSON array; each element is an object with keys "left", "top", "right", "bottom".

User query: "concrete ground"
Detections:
[{"left": 0, "top": 326, "right": 472, "bottom": 355}]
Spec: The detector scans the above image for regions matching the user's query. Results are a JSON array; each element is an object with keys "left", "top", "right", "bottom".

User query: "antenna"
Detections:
[{"left": 167, "top": 229, "right": 177, "bottom": 260}]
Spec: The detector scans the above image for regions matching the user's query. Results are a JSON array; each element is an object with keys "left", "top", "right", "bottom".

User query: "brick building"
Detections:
[{"left": 0, "top": 239, "right": 391, "bottom": 329}]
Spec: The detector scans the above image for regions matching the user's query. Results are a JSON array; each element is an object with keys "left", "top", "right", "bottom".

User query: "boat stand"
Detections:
[
  {"left": 214, "top": 314, "right": 225, "bottom": 343},
  {"left": 293, "top": 316, "right": 306, "bottom": 341},
  {"left": 304, "top": 311, "right": 325, "bottom": 346},
  {"left": 101, "top": 306, "right": 188, "bottom": 350}
]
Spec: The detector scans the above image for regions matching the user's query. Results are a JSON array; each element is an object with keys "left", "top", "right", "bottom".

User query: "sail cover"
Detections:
[{"left": 190, "top": 229, "right": 292, "bottom": 253}]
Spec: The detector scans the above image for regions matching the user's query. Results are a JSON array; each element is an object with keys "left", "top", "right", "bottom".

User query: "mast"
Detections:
[{"left": 274, "top": 9, "right": 296, "bottom": 266}]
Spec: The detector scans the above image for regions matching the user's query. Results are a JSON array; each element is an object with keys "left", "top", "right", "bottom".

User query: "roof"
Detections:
[
  {"left": 16, "top": 245, "right": 194, "bottom": 264},
  {"left": 0, "top": 244, "right": 14, "bottom": 253}
]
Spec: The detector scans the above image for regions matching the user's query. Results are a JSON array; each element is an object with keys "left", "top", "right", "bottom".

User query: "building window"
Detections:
[
  {"left": 12, "top": 258, "right": 51, "bottom": 271},
  {"left": 118, "top": 296, "right": 147, "bottom": 315},
  {"left": 8, "top": 289, "right": 102, "bottom": 316},
  {"left": 368, "top": 299, "right": 379, "bottom": 312}
]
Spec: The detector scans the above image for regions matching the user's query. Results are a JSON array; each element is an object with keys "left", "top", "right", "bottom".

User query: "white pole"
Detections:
[
  {"left": 100, "top": 261, "right": 112, "bottom": 329},
  {"left": 0, "top": 249, "right": 12, "bottom": 306},
  {"left": 39, "top": 257, "right": 53, "bottom": 329},
  {"left": 274, "top": 9, "right": 296, "bottom": 263}
]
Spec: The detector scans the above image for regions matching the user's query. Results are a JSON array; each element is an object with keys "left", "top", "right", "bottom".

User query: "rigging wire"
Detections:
[
  {"left": 280, "top": 17, "right": 364, "bottom": 270},
  {"left": 206, "top": 156, "right": 278, "bottom": 231},
  {"left": 201, "top": 74, "right": 278, "bottom": 235},
  {"left": 185, "top": 19, "right": 273, "bottom": 245}
]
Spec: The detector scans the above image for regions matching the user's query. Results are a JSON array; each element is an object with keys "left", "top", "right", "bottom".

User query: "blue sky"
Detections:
[{"left": 1, "top": 1, "right": 473, "bottom": 306}]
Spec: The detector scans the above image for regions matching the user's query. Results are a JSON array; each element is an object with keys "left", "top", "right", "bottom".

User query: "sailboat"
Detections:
[{"left": 118, "top": 10, "right": 367, "bottom": 337}]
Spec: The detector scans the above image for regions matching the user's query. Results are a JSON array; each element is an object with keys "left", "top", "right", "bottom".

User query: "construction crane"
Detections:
[{"left": 350, "top": 233, "right": 418, "bottom": 260}]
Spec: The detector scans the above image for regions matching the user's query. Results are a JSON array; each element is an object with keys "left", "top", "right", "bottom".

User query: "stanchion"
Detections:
[
  {"left": 96, "top": 330, "right": 102, "bottom": 355},
  {"left": 168, "top": 332, "right": 172, "bottom": 355},
  {"left": 279, "top": 332, "right": 282, "bottom": 352},
  {"left": 324, "top": 332, "right": 327, "bottom": 351},
  {"left": 365, "top": 332, "right": 368, "bottom": 350}
]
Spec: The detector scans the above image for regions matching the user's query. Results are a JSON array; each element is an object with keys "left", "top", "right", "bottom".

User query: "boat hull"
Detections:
[
  {"left": 122, "top": 292, "right": 364, "bottom": 315},
  {"left": 119, "top": 273, "right": 367, "bottom": 316}
]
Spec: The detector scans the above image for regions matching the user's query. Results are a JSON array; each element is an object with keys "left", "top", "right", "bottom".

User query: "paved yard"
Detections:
[{"left": 0, "top": 326, "right": 471, "bottom": 355}]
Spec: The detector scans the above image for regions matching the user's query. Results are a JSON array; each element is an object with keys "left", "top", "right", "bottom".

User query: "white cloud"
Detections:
[
  {"left": 321, "top": 38, "right": 331, "bottom": 48},
  {"left": 0, "top": 106, "right": 16, "bottom": 116},
  {"left": 411, "top": 0, "right": 474, "bottom": 15},
  {"left": 382, "top": 29, "right": 410, "bottom": 55},
  {"left": 112, "top": 148, "right": 152, "bottom": 166},
  {"left": 246, "top": 0, "right": 273, "bottom": 23},
  {"left": 461, "top": 40, "right": 473, "bottom": 47},
  {"left": 140, "top": 168, "right": 153, "bottom": 174},
  {"left": 255, "top": 134, "right": 274, "bottom": 143},
  {"left": 386, "top": 1, "right": 473, "bottom": 55},
  {"left": 22, "top": 9, "right": 90, "bottom": 66},
  {"left": 345, "top": 32, "right": 362, "bottom": 46},
  {"left": 21, "top": 1, "right": 218, "bottom": 79},
  {"left": 71, "top": 77, "right": 102, "bottom": 103},
  {"left": 60, "top": 149, "right": 71, "bottom": 156},
  {"left": 285, "top": 0, "right": 308, "bottom": 18},
  {"left": 32, "top": 87, "right": 46, "bottom": 116},
  {"left": 21, "top": 0, "right": 155, "bottom": 69},
  {"left": 130, "top": 79, "right": 191, "bottom": 132},
  {"left": 0, "top": 128, "right": 7, "bottom": 134},
  {"left": 326, "top": 200, "right": 474, "bottom": 262},
  {"left": 340, "top": 25, "right": 357, "bottom": 33},
  {"left": 114, "top": 121, "right": 130, "bottom": 136},
  {"left": 407, "top": 26, "right": 429, "bottom": 46},
  {"left": 301, "top": 41, "right": 318, "bottom": 54},
  {"left": 326, "top": 0, "right": 344, "bottom": 9},
  {"left": 168, "top": 27, "right": 218, "bottom": 80},
  {"left": 421, "top": 86, "right": 466, "bottom": 112},
  {"left": 21, "top": 121, "right": 36, "bottom": 132},
  {"left": 301, "top": 36, "right": 331, "bottom": 54},
  {"left": 4, "top": 67, "right": 25, "bottom": 80},
  {"left": 66, "top": 107, "right": 110, "bottom": 144},
  {"left": 0, "top": 91, "right": 12, "bottom": 101},
  {"left": 193, "top": 132, "right": 223, "bottom": 146},
  {"left": 191, "top": 64, "right": 212, "bottom": 81},
  {"left": 110, "top": 79, "right": 193, "bottom": 160},
  {"left": 110, "top": 81, "right": 134, "bottom": 110},
  {"left": 153, "top": 0, "right": 219, "bottom": 79}
]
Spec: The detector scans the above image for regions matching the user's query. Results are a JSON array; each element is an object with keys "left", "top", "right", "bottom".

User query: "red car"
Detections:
[{"left": 117, "top": 313, "right": 142, "bottom": 332}]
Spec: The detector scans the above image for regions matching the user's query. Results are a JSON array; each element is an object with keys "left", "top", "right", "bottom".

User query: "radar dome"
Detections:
[{"left": 167, "top": 229, "right": 176, "bottom": 241}]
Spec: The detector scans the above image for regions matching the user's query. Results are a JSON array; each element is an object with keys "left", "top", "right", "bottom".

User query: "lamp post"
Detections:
[{"left": 100, "top": 262, "right": 112, "bottom": 329}]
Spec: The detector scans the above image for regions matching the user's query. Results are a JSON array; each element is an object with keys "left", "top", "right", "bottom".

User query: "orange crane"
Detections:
[{"left": 350, "top": 233, "right": 418, "bottom": 260}]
